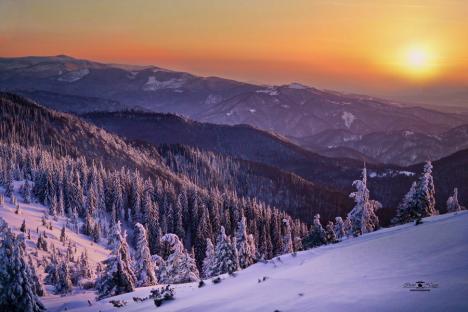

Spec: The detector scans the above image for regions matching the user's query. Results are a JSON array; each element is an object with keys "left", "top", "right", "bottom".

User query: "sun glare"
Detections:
[{"left": 399, "top": 44, "right": 437, "bottom": 79}]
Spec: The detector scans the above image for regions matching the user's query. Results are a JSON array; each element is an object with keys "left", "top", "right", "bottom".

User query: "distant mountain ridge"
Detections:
[{"left": 2, "top": 55, "right": 468, "bottom": 166}]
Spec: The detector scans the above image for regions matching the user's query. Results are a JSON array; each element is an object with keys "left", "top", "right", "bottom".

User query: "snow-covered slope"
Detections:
[
  {"left": 54, "top": 212, "right": 468, "bottom": 312},
  {"left": 0, "top": 182, "right": 110, "bottom": 310}
]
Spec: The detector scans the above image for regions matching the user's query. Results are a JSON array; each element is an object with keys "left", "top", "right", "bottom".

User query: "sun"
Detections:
[
  {"left": 407, "top": 48, "right": 428, "bottom": 69},
  {"left": 399, "top": 44, "right": 436, "bottom": 79}
]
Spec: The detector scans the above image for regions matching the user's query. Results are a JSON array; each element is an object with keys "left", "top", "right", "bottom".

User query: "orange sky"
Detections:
[{"left": 1, "top": 0, "right": 467, "bottom": 102}]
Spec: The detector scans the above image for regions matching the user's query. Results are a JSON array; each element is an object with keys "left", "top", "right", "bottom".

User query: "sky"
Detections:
[{"left": 0, "top": 0, "right": 467, "bottom": 106}]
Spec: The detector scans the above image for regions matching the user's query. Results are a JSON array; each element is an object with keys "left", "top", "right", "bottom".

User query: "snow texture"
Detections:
[
  {"left": 142, "top": 76, "right": 186, "bottom": 91},
  {"left": 57, "top": 69, "right": 90, "bottom": 82},
  {"left": 47, "top": 212, "right": 468, "bottom": 312},
  {"left": 341, "top": 111, "right": 355, "bottom": 128}
]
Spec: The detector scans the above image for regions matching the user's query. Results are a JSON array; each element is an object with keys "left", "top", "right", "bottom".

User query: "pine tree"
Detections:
[
  {"left": 4, "top": 170, "right": 14, "bottom": 198},
  {"left": 55, "top": 260, "right": 73, "bottom": 294},
  {"left": 413, "top": 161, "right": 438, "bottom": 220},
  {"left": 159, "top": 234, "right": 200, "bottom": 284},
  {"left": 21, "top": 180, "right": 32, "bottom": 204},
  {"left": 0, "top": 219, "right": 46, "bottom": 312},
  {"left": 447, "top": 187, "right": 465, "bottom": 212},
  {"left": 20, "top": 219, "right": 26, "bottom": 233},
  {"left": 281, "top": 218, "right": 294, "bottom": 254},
  {"left": 348, "top": 167, "right": 380, "bottom": 236},
  {"left": 202, "top": 238, "right": 216, "bottom": 278},
  {"left": 133, "top": 223, "right": 157, "bottom": 287},
  {"left": 333, "top": 217, "right": 346, "bottom": 240},
  {"left": 325, "top": 221, "right": 337, "bottom": 243},
  {"left": 235, "top": 216, "right": 256, "bottom": 268},
  {"left": 78, "top": 251, "right": 93, "bottom": 280},
  {"left": 302, "top": 214, "right": 327, "bottom": 249},
  {"left": 212, "top": 226, "right": 239, "bottom": 275},
  {"left": 96, "top": 222, "right": 136, "bottom": 299},
  {"left": 60, "top": 225, "right": 66, "bottom": 243}
]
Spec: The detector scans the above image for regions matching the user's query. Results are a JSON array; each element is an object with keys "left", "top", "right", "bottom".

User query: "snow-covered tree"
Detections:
[
  {"left": 60, "top": 225, "right": 66, "bottom": 243},
  {"left": 281, "top": 218, "right": 294, "bottom": 254},
  {"left": 392, "top": 162, "right": 438, "bottom": 224},
  {"left": 235, "top": 216, "right": 256, "bottom": 268},
  {"left": 96, "top": 222, "right": 136, "bottom": 299},
  {"left": 4, "top": 171, "right": 14, "bottom": 198},
  {"left": 348, "top": 167, "right": 380, "bottom": 236},
  {"left": 159, "top": 234, "right": 200, "bottom": 284},
  {"left": 302, "top": 214, "right": 327, "bottom": 249},
  {"left": 333, "top": 217, "right": 345, "bottom": 240},
  {"left": 20, "top": 219, "right": 26, "bottom": 233},
  {"left": 392, "top": 182, "right": 417, "bottom": 225},
  {"left": 325, "top": 221, "right": 337, "bottom": 243},
  {"left": 78, "top": 250, "right": 93, "bottom": 280},
  {"left": 133, "top": 223, "right": 157, "bottom": 287},
  {"left": 0, "top": 219, "right": 45, "bottom": 312},
  {"left": 415, "top": 161, "right": 437, "bottom": 216},
  {"left": 212, "top": 226, "right": 239, "bottom": 275},
  {"left": 21, "top": 179, "right": 32, "bottom": 204},
  {"left": 202, "top": 238, "right": 215, "bottom": 278},
  {"left": 447, "top": 187, "right": 465, "bottom": 213},
  {"left": 54, "top": 260, "right": 73, "bottom": 294}
]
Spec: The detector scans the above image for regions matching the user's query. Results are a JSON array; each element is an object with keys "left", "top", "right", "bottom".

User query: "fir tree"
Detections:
[
  {"left": 0, "top": 219, "right": 46, "bottom": 312},
  {"left": 348, "top": 167, "right": 380, "bottom": 236},
  {"left": 447, "top": 187, "right": 465, "bottom": 213},
  {"left": 55, "top": 260, "right": 73, "bottom": 294},
  {"left": 281, "top": 218, "right": 294, "bottom": 254},
  {"left": 159, "top": 234, "right": 200, "bottom": 284},
  {"left": 60, "top": 225, "right": 66, "bottom": 243},
  {"left": 212, "top": 226, "right": 239, "bottom": 275},
  {"left": 133, "top": 223, "right": 157, "bottom": 287},
  {"left": 96, "top": 222, "right": 136, "bottom": 299},
  {"left": 333, "top": 217, "right": 345, "bottom": 240},
  {"left": 21, "top": 180, "right": 32, "bottom": 204},
  {"left": 235, "top": 216, "right": 256, "bottom": 268},
  {"left": 413, "top": 161, "right": 438, "bottom": 222},
  {"left": 4, "top": 170, "right": 14, "bottom": 198},
  {"left": 325, "top": 221, "right": 337, "bottom": 243},
  {"left": 20, "top": 219, "right": 26, "bottom": 233},
  {"left": 302, "top": 214, "right": 327, "bottom": 249},
  {"left": 202, "top": 238, "right": 216, "bottom": 278}
]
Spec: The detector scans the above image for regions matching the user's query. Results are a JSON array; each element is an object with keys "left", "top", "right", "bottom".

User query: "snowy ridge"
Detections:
[{"left": 52, "top": 212, "right": 468, "bottom": 312}]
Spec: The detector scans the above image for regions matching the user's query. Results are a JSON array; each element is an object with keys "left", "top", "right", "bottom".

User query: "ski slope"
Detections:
[{"left": 53, "top": 211, "right": 468, "bottom": 312}]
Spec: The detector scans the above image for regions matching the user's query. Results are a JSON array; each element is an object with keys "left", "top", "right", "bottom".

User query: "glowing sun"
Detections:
[{"left": 400, "top": 44, "right": 436, "bottom": 79}]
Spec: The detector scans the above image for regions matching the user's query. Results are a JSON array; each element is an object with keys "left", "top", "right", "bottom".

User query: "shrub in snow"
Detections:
[
  {"left": 447, "top": 188, "right": 465, "bottom": 212},
  {"left": 348, "top": 167, "right": 380, "bottom": 236},
  {"left": 109, "top": 300, "right": 127, "bottom": 308},
  {"left": 151, "top": 285, "right": 175, "bottom": 307},
  {"left": 159, "top": 234, "right": 200, "bottom": 284},
  {"left": 0, "top": 218, "right": 46, "bottom": 312}
]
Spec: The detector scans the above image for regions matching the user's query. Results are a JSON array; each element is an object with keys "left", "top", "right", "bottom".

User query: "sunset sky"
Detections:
[{"left": 1, "top": 0, "right": 467, "bottom": 105}]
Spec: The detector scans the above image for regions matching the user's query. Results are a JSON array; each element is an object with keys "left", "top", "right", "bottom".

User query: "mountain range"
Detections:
[{"left": 2, "top": 55, "right": 468, "bottom": 166}]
